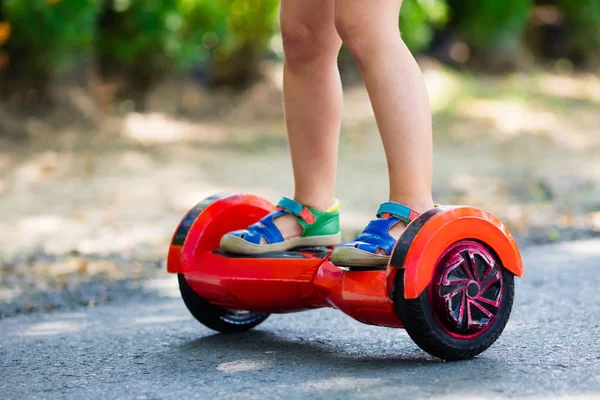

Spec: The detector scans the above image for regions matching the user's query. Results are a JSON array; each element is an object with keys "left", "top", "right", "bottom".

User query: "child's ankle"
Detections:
[
  {"left": 388, "top": 197, "right": 434, "bottom": 214},
  {"left": 294, "top": 196, "right": 338, "bottom": 212}
]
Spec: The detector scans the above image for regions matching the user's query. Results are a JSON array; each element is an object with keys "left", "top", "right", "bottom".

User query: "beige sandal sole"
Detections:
[
  {"left": 220, "top": 233, "right": 342, "bottom": 255},
  {"left": 329, "top": 246, "right": 390, "bottom": 267}
]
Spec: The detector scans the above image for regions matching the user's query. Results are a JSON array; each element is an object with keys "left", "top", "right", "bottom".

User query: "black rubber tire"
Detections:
[
  {"left": 178, "top": 274, "right": 270, "bottom": 333},
  {"left": 394, "top": 267, "right": 515, "bottom": 361}
]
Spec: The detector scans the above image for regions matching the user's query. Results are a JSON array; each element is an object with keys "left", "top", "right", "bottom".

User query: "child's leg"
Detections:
[
  {"left": 275, "top": 0, "right": 343, "bottom": 238},
  {"left": 334, "top": 0, "right": 434, "bottom": 239},
  {"left": 327, "top": 0, "right": 435, "bottom": 264},
  {"left": 220, "top": 0, "right": 343, "bottom": 253}
]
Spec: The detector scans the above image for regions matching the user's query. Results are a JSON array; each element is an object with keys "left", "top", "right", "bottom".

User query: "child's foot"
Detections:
[
  {"left": 329, "top": 201, "right": 426, "bottom": 267},
  {"left": 220, "top": 197, "right": 341, "bottom": 254}
]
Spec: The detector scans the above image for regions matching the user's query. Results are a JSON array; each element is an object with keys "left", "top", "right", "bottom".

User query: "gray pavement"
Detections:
[{"left": 1, "top": 240, "right": 600, "bottom": 400}]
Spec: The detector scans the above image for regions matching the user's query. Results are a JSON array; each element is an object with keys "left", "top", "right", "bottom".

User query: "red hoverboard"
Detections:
[{"left": 167, "top": 193, "right": 524, "bottom": 360}]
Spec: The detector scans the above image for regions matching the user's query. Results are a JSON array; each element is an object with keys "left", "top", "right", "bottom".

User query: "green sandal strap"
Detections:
[{"left": 276, "top": 197, "right": 340, "bottom": 237}]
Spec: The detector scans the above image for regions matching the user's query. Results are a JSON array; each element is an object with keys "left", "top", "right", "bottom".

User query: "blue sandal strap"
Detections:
[
  {"left": 341, "top": 202, "right": 420, "bottom": 256},
  {"left": 349, "top": 218, "right": 398, "bottom": 254},
  {"left": 230, "top": 209, "right": 287, "bottom": 245},
  {"left": 253, "top": 212, "right": 286, "bottom": 243},
  {"left": 376, "top": 202, "right": 420, "bottom": 225}
]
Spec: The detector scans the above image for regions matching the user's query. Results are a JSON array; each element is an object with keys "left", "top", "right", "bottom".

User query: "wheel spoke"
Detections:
[
  {"left": 470, "top": 299, "right": 495, "bottom": 319},
  {"left": 441, "top": 258, "right": 469, "bottom": 286},
  {"left": 469, "top": 252, "right": 480, "bottom": 280},
  {"left": 442, "top": 278, "right": 470, "bottom": 288},
  {"left": 442, "top": 285, "right": 467, "bottom": 302},
  {"left": 474, "top": 295, "right": 501, "bottom": 308},
  {"left": 460, "top": 251, "right": 476, "bottom": 280},
  {"left": 478, "top": 256, "right": 495, "bottom": 284},
  {"left": 457, "top": 291, "right": 467, "bottom": 327},
  {"left": 481, "top": 271, "right": 500, "bottom": 292}
]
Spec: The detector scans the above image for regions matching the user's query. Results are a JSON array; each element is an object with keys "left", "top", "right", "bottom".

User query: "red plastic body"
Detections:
[{"left": 168, "top": 193, "right": 523, "bottom": 329}]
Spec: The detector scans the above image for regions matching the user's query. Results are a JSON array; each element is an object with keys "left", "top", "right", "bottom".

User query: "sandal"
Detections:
[
  {"left": 219, "top": 197, "right": 342, "bottom": 254},
  {"left": 329, "top": 202, "right": 420, "bottom": 267}
]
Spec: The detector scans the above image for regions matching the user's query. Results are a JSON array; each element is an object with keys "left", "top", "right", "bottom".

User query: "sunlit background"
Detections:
[{"left": 0, "top": 0, "right": 599, "bottom": 315}]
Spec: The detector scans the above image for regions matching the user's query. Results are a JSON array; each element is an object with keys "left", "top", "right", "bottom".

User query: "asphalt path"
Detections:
[{"left": 2, "top": 240, "right": 600, "bottom": 399}]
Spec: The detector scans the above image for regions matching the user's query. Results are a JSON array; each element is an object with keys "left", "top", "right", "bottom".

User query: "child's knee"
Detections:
[
  {"left": 281, "top": 21, "right": 339, "bottom": 69},
  {"left": 334, "top": 9, "right": 401, "bottom": 68},
  {"left": 281, "top": 22, "right": 317, "bottom": 65},
  {"left": 334, "top": 14, "right": 373, "bottom": 67}
]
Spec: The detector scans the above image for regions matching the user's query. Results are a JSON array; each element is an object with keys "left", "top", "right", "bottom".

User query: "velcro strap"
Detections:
[
  {"left": 277, "top": 197, "right": 316, "bottom": 224},
  {"left": 376, "top": 202, "right": 420, "bottom": 224}
]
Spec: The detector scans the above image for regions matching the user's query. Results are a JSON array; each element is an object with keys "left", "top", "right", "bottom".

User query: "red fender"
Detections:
[
  {"left": 167, "top": 193, "right": 273, "bottom": 274},
  {"left": 387, "top": 207, "right": 523, "bottom": 300}
]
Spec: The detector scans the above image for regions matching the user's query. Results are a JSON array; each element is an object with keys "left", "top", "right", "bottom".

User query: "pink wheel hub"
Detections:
[{"left": 430, "top": 240, "right": 504, "bottom": 339}]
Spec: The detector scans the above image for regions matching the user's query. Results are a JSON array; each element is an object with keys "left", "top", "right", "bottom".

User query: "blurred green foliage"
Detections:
[
  {"left": 400, "top": 0, "right": 448, "bottom": 52},
  {"left": 449, "top": 0, "right": 532, "bottom": 51},
  {"left": 1, "top": 0, "right": 600, "bottom": 91},
  {"left": 98, "top": 0, "right": 278, "bottom": 83},
  {"left": 196, "top": 0, "right": 279, "bottom": 84},
  {"left": 560, "top": 0, "right": 600, "bottom": 55},
  {"left": 0, "top": 0, "right": 278, "bottom": 86},
  {"left": 1, "top": 0, "right": 99, "bottom": 77},
  {"left": 98, "top": 0, "right": 185, "bottom": 73}
]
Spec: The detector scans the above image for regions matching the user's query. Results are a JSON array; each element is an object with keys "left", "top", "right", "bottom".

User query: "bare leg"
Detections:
[
  {"left": 274, "top": 0, "right": 343, "bottom": 239},
  {"left": 335, "top": 0, "right": 434, "bottom": 241}
]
